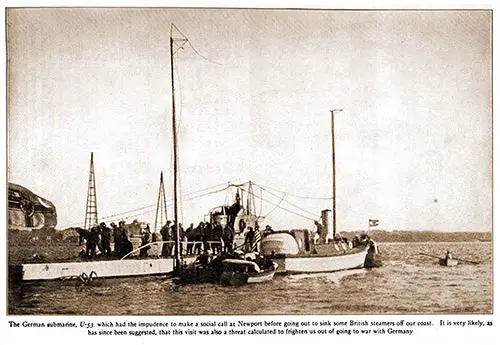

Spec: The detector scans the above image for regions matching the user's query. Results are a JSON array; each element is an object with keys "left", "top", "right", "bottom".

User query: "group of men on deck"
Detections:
[
  {"left": 312, "top": 220, "right": 357, "bottom": 249},
  {"left": 158, "top": 220, "right": 270, "bottom": 257},
  {"left": 76, "top": 217, "right": 272, "bottom": 260},
  {"left": 76, "top": 221, "right": 133, "bottom": 259}
]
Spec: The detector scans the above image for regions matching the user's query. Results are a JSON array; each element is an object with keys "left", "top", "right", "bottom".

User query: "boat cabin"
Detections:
[{"left": 260, "top": 230, "right": 312, "bottom": 256}]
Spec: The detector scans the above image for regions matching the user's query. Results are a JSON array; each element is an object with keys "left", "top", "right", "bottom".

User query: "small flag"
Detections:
[{"left": 369, "top": 219, "right": 379, "bottom": 227}]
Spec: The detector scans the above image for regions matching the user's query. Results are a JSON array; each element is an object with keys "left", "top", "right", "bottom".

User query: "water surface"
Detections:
[{"left": 8, "top": 242, "right": 492, "bottom": 315}]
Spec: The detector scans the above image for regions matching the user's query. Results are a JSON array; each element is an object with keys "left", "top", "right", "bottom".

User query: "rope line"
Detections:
[
  {"left": 255, "top": 182, "right": 333, "bottom": 200},
  {"left": 58, "top": 182, "right": 231, "bottom": 229},
  {"left": 244, "top": 188, "right": 317, "bottom": 222},
  {"left": 263, "top": 192, "right": 286, "bottom": 217},
  {"left": 171, "top": 23, "right": 223, "bottom": 66},
  {"left": 258, "top": 185, "right": 319, "bottom": 218}
]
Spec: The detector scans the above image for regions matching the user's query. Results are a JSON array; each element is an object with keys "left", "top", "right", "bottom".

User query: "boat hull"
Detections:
[
  {"left": 247, "top": 268, "right": 276, "bottom": 283},
  {"left": 220, "top": 263, "right": 277, "bottom": 286},
  {"left": 271, "top": 247, "right": 369, "bottom": 274},
  {"left": 439, "top": 258, "right": 458, "bottom": 267},
  {"left": 20, "top": 257, "right": 196, "bottom": 281}
]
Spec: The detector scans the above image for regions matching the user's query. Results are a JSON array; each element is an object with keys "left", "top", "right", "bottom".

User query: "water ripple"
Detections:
[{"left": 8, "top": 242, "right": 492, "bottom": 315}]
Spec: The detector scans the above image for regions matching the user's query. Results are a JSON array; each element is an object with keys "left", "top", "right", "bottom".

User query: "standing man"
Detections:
[
  {"left": 203, "top": 221, "right": 212, "bottom": 253},
  {"left": 139, "top": 225, "right": 151, "bottom": 257},
  {"left": 212, "top": 224, "right": 223, "bottom": 254},
  {"left": 314, "top": 221, "right": 326, "bottom": 244},
  {"left": 110, "top": 222, "right": 122, "bottom": 257},
  {"left": 222, "top": 224, "right": 234, "bottom": 253},
  {"left": 160, "top": 220, "right": 172, "bottom": 257},
  {"left": 178, "top": 223, "right": 185, "bottom": 255},
  {"left": 119, "top": 221, "right": 133, "bottom": 256},
  {"left": 244, "top": 227, "right": 255, "bottom": 253},
  {"left": 87, "top": 226, "right": 100, "bottom": 258},
  {"left": 100, "top": 222, "right": 112, "bottom": 256},
  {"left": 194, "top": 221, "right": 204, "bottom": 255},
  {"left": 185, "top": 223, "right": 195, "bottom": 255}
]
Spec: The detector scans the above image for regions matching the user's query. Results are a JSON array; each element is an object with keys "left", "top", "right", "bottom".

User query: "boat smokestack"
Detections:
[{"left": 321, "top": 209, "right": 334, "bottom": 242}]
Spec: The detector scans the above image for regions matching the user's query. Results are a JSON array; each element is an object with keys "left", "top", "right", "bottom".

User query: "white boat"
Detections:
[
  {"left": 260, "top": 230, "right": 370, "bottom": 274},
  {"left": 220, "top": 258, "right": 278, "bottom": 285},
  {"left": 439, "top": 257, "right": 458, "bottom": 267},
  {"left": 257, "top": 109, "right": 380, "bottom": 274},
  {"left": 21, "top": 256, "right": 196, "bottom": 281}
]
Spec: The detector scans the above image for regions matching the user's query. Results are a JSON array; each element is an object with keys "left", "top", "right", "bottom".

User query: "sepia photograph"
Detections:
[{"left": 5, "top": 7, "right": 492, "bottom": 316}]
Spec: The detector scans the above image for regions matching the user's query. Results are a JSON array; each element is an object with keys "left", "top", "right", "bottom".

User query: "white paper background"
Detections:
[{"left": 1, "top": 1, "right": 497, "bottom": 344}]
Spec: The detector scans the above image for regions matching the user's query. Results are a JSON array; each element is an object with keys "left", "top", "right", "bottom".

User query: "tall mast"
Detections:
[
  {"left": 170, "top": 26, "right": 181, "bottom": 269},
  {"left": 84, "top": 152, "right": 98, "bottom": 230},
  {"left": 154, "top": 171, "right": 168, "bottom": 233},
  {"left": 330, "top": 109, "right": 343, "bottom": 238}
]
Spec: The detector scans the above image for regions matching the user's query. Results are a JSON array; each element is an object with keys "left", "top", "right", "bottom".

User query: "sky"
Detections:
[{"left": 6, "top": 8, "right": 492, "bottom": 232}]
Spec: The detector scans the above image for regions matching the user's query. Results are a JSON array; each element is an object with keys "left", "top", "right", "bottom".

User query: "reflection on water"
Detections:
[{"left": 8, "top": 242, "right": 492, "bottom": 315}]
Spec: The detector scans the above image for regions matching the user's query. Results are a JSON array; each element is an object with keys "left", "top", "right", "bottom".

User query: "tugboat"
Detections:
[
  {"left": 220, "top": 254, "right": 278, "bottom": 286},
  {"left": 177, "top": 250, "right": 277, "bottom": 286},
  {"left": 259, "top": 110, "right": 381, "bottom": 274},
  {"left": 177, "top": 183, "right": 278, "bottom": 286},
  {"left": 260, "top": 219, "right": 376, "bottom": 274}
]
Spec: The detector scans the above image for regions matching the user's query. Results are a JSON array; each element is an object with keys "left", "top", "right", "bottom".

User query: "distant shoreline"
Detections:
[
  {"left": 7, "top": 228, "right": 491, "bottom": 266},
  {"left": 343, "top": 230, "right": 492, "bottom": 243}
]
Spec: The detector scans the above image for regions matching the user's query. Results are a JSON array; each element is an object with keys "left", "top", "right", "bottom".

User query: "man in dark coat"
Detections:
[
  {"left": 177, "top": 223, "right": 185, "bottom": 255},
  {"left": 86, "top": 227, "right": 100, "bottom": 258},
  {"left": 160, "top": 221, "right": 172, "bottom": 257},
  {"left": 244, "top": 227, "right": 255, "bottom": 253},
  {"left": 139, "top": 225, "right": 151, "bottom": 257},
  {"left": 111, "top": 222, "right": 122, "bottom": 257},
  {"left": 185, "top": 223, "right": 195, "bottom": 255},
  {"left": 119, "top": 221, "right": 133, "bottom": 256},
  {"left": 100, "top": 222, "right": 112, "bottom": 256},
  {"left": 263, "top": 225, "right": 274, "bottom": 237},
  {"left": 222, "top": 224, "right": 234, "bottom": 253},
  {"left": 212, "top": 224, "right": 223, "bottom": 254},
  {"left": 194, "top": 222, "right": 204, "bottom": 255},
  {"left": 203, "top": 221, "right": 211, "bottom": 252},
  {"left": 75, "top": 227, "right": 90, "bottom": 254}
]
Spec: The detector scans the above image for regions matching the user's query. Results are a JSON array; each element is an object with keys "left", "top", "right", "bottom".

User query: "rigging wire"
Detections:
[
  {"left": 173, "top": 39, "right": 188, "bottom": 55},
  {"left": 58, "top": 182, "right": 230, "bottom": 229},
  {"left": 177, "top": 152, "right": 184, "bottom": 225},
  {"left": 186, "top": 40, "right": 223, "bottom": 66},
  {"left": 170, "top": 33, "right": 185, "bottom": 225},
  {"left": 252, "top": 191, "right": 317, "bottom": 222},
  {"left": 101, "top": 203, "right": 156, "bottom": 220},
  {"left": 263, "top": 192, "right": 287, "bottom": 217},
  {"left": 103, "top": 209, "right": 156, "bottom": 224},
  {"left": 229, "top": 184, "right": 235, "bottom": 203},
  {"left": 256, "top": 184, "right": 319, "bottom": 218},
  {"left": 171, "top": 23, "right": 223, "bottom": 67},
  {"left": 255, "top": 182, "right": 333, "bottom": 200},
  {"left": 172, "top": 56, "right": 184, "bottom": 136},
  {"left": 239, "top": 186, "right": 317, "bottom": 222},
  {"left": 59, "top": 185, "right": 222, "bottom": 229},
  {"left": 259, "top": 186, "right": 263, "bottom": 217},
  {"left": 170, "top": 23, "right": 223, "bottom": 224}
]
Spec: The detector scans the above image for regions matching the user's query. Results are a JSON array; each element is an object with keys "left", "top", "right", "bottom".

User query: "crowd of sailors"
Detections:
[
  {"left": 76, "top": 221, "right": 133, "bottom": 259},
  {"left": 75, "top": 220, "right": 270, "bottom": 260},
  {"left": 76, "top": 216, "right": 375, "bottom": 260}
]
